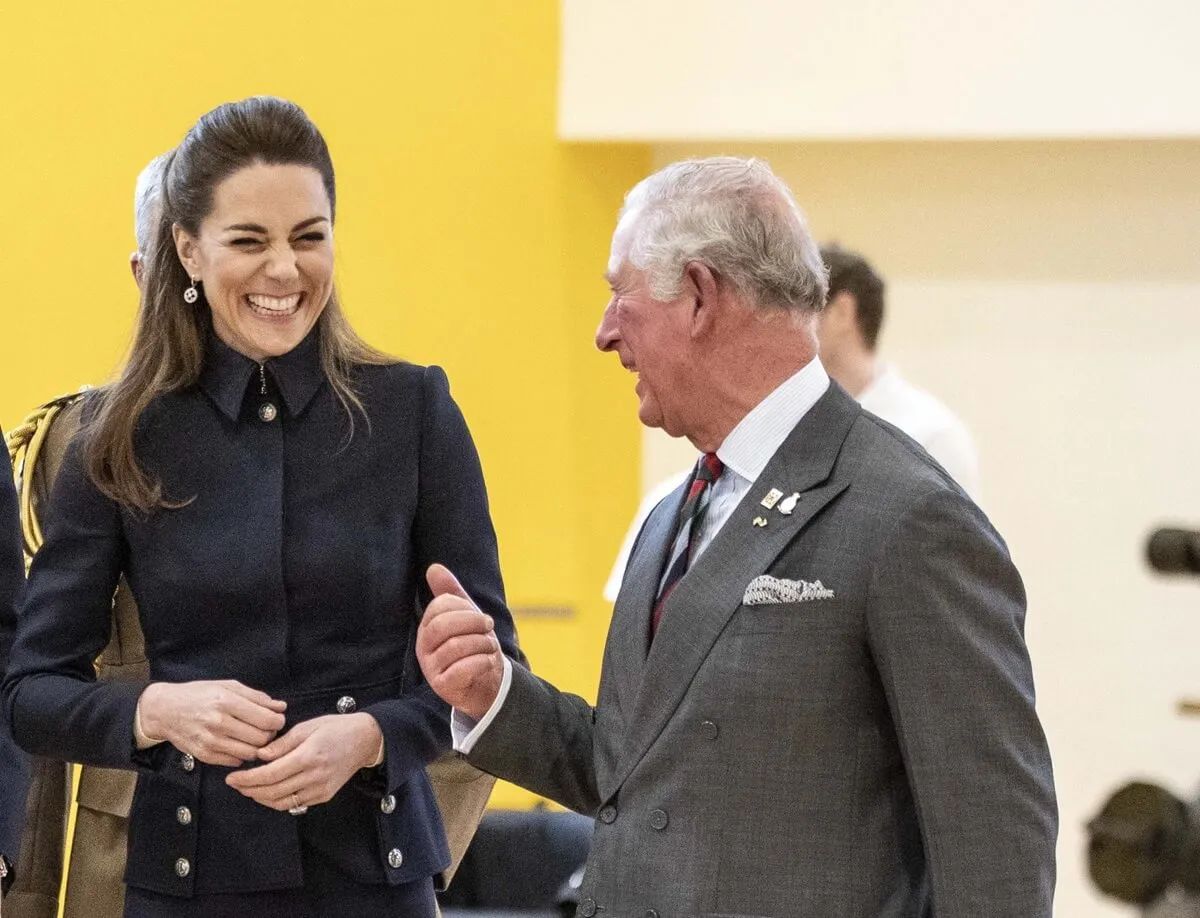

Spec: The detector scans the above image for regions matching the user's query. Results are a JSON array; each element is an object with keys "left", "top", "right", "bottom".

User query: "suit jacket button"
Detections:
[
  {"left": 176, "top": 806, "right": 192, "bottom": 826},
  {"left": 649, "top": 809, "right": 669, "bottom": 830},
  {"left": 174, "top": 858, "right": 191, "bottom": 878},
  {"left": 579, "top": 898, "right": 598, "bottom": 917},
  {"left": 380, "top": 794, "right": 397, "bottom": 815},
  {"left": 599, "top": 805, "right": 617, "bottom": 824},
  {"left": 701, "top": 720, "right": 719, "bottom": 740},
  {"left": 387, "top": 848, "right": 403, "bottom": 869},
  {"left": 645, "top": 911, "right": 660, "bottom": 918},
  {"left": 258, "top": 402, "right": 278, "bottom": 422},
  {"left": 336, "top": 695, "right": 357, "bottom": 714},
  {"left": 179, "top": 753, "right": 195, "bottom": 772}
]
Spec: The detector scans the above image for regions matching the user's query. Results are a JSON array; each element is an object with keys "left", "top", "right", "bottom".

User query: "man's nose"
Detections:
[{"left": 595, "top": 300, "right": 618, "bottom": 352}]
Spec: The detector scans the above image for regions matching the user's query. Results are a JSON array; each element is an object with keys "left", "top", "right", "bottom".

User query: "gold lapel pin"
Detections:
[
  {"left": 777, "top": 493, "right": 801, "bottom": 515},
  {"left": 752, "top": 516, "right": 768, "bottom": 528},
  {"left": 759, "top": 488, "right": 783, "bottom": 509}
]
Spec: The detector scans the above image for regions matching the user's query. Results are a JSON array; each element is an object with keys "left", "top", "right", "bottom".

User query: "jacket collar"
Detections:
[{"left": 197, "top": 326, "right": 326, "bottom": 422}]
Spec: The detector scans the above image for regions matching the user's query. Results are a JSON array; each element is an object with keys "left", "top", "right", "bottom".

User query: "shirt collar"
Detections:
[
  {"left": 716, "top": 357, "right": 830, "bottom": 484},
  {"left": 198, "top": 326, "right": 326, "bottom": 422}
]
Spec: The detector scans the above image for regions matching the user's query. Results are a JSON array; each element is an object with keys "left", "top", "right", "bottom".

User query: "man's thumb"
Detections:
[{"left": 426, "top": 563, "right": 474, "bottom": 604}]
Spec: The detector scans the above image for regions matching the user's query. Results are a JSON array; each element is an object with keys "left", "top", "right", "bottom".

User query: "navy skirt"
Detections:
[{"left": 123, "top": 841, "right": 436, "bottom": 918}]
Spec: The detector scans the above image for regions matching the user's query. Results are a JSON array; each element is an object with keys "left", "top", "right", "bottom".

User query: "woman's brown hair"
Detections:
[{"left": 85, "top": 96, "right": 391, "bottom": 513}]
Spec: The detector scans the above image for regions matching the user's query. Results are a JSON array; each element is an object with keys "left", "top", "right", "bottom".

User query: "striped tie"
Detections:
[{"left": 651, "top": 452, "right": 724, "bottom": 638}]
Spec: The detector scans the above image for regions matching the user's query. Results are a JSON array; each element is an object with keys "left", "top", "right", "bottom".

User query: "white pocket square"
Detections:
[{"left": 743, "top": 574, "right": 835, "bottom": 605}]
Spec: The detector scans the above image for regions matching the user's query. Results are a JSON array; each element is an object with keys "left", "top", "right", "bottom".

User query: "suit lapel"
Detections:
[
  {"left": 606, "top": 480, "right": 689, "bottom": 700},
  {"left": 607, "top": 384, "right": 861, "bottom": 794}
]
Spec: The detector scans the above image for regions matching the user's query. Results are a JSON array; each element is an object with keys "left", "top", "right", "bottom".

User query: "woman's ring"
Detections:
[{"left": 288, "top": 792, "right": 308, "bottom": 816}]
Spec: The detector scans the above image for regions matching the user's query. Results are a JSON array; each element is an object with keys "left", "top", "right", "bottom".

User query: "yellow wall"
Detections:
[{"left": 1, "top": 3, "right": 650, "bottom": 808}]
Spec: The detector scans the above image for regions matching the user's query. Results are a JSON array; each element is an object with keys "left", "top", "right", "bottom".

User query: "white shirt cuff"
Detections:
[{"left": 451, "top": 656, "right": 513, "bottom": 755}]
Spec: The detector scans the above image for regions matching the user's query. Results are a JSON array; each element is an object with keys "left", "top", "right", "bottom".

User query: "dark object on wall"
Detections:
[
  {"left": 1087, "top": 781, "right": 1200, "bottom": 905},
  {"left": 1147, "top": 528, "right": 1200, "bottom": 576}
]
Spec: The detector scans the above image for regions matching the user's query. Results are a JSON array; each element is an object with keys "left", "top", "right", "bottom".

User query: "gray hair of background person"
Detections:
[
  {"left": 821, "top": 243, "right": 886, "bottom": 351},
  {"left": 133, "top": 153, "right": 170, "bottom": 254},
  {"left": 617, "top": 156, "right": 829, "bottom": 313}
]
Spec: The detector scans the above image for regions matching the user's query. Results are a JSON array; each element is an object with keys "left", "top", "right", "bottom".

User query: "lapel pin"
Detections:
[
  {"left": 760, "top": 488, "right": 783, "bottom": 509},
  {"left": 752, "top": 516, "right": 768, "bottom": 528},
  {"left": 777, "top": 493, "right": 801, "bottom": 515}
]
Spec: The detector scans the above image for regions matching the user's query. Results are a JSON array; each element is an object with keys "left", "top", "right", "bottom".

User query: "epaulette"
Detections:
[{"left": 5, "top": 388, "right": 91, "bottom": 568}]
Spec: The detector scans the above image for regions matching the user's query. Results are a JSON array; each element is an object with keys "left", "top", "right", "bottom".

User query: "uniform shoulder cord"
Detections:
[{"left": 5, "top": 390, "right": 88, "bottom": 572}]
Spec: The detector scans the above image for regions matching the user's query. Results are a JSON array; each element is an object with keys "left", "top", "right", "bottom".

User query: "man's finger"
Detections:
[
  {"left": 426, "top": 563, "right": 475, "bottom": 605},
  {"left": 422, "top": 607, "right": 494, "bottom": 642},
  {"left": 426, "top": 633, "right": 500, "bottom": 676}
]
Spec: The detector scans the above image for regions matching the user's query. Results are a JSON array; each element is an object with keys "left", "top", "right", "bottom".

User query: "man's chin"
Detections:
[
  {"left": 638, "top": 409, "right": 688, "bottom": 441},
  {"left": 636, "top": 401, "right": 663, "bottom": 431}
]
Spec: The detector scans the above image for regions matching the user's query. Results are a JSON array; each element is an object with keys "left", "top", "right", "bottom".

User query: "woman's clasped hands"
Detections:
[{"left": 138, "top": 679, "right": 384, "bottom": 812}]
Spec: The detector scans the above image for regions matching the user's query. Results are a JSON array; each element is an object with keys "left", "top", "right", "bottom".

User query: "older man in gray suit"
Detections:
[{"left": 417, "top": 157, "right": 1057, "bottom": 916}]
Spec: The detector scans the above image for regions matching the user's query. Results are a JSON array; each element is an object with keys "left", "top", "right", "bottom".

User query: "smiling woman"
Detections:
[{"left": 0, "top": 96, "right": 523, "bottom": 918}]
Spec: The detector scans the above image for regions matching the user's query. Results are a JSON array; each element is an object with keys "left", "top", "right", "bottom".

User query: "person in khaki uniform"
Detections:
[{"left": 4, "top": 149, "right": 497, "bottom": 918}]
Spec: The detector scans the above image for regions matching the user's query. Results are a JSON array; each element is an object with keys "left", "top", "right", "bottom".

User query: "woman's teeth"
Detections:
[{"left": 246, "top": 293, "right": 301, "bottom": 315}]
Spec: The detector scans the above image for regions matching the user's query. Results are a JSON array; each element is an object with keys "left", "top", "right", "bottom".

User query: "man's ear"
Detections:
[
  {"left": 682, "top": 260, "right": 722, "bottom": 337},
  {"left": 172, "top": 223, "right": 200, "bottom": 280}
]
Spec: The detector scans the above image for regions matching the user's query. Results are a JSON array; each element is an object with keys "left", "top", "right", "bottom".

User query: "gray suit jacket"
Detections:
[{"left": 469, "top": 382, "right": 1057, "bottom": 917}]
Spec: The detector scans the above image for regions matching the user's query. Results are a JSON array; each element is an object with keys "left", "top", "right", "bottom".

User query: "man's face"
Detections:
[{"left": 595, "top": 229, "right": 695, "bottom": 437}]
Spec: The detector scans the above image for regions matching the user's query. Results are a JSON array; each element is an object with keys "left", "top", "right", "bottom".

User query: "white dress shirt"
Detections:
[
  {"left": 454, "top": 358, "right": 831, "bottom": 752},
  {"left": 857, "top": 363, "right": 980, "bottom": 499}
]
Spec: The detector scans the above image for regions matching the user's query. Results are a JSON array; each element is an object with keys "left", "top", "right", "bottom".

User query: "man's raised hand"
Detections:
[{"left": 416, "top": 564, "right": 504, "bottom": 721}]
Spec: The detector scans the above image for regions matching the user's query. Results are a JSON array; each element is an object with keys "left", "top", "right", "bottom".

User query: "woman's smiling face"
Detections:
[{"left": 174, "top": 161, "right": 334, "bottom": 362}]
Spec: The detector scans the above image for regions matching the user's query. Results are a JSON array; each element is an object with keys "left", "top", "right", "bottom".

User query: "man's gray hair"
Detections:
[
  {"left": 618, "top": 157, "right": 828, "bottom": 312},
  {"left": 133, "top": 152, "right": 171, "bottom": 254}
]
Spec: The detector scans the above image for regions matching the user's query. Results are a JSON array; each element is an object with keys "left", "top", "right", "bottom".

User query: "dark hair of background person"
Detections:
[
  {"left": 85, "top": 96, "right": 392, "bottom": 513},
  {"left": 821, "top": 243, "right": 886, "bottom": 351}
]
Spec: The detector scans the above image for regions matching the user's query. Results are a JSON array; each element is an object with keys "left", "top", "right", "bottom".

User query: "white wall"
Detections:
[
  {"left": 639, "top": 139, "right": 1200, "bottom": 916},
  {"left": 561, "top": 0, "right": 1200, "bottom": 140}
]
